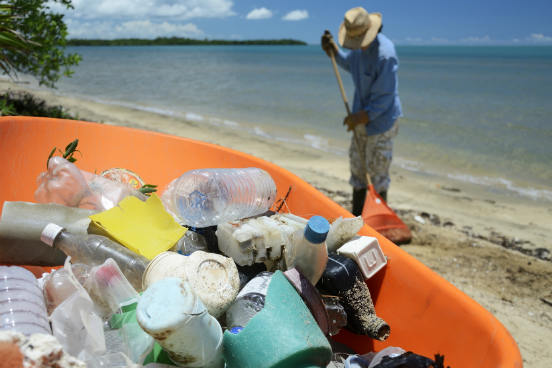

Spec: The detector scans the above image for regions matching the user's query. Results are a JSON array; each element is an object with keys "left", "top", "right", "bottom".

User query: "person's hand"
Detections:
[
  {"left": 343, "top": 110, "right": 369, "bottom": 132},
  {"left": 321, "top": 30, "right": 337, "bottom": 57}
]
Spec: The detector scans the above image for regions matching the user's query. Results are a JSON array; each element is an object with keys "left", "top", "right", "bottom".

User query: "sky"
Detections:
[{"left": 48, "top": 0, "right": 552, "bottom": 45}]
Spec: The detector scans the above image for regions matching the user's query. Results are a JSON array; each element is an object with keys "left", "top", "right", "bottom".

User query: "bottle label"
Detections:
[{"left": 236, "top": 272, "right": 272, "bottom": 299}]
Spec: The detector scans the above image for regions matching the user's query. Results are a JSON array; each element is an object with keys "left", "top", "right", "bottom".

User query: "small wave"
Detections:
[
  {"left": 304, "top": 134, "right": 329, "bottom": 151},
  {"left": 394, "top": 158, "right": 424, "bottom": 173},
  {"left": 223, "top": 119, "right": 239, "bottom": 127},
  {"left": 253, "top": 127, "right": 272, "bottom": 139},
  {"left": 447, "top": 173, "right": 552, "bottom": 202},
  {"left": 185, "top": 112, "right": 204, "bottom": 122}
]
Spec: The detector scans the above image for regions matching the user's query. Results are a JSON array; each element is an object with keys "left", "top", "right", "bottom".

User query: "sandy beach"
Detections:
[{"left": 2, "top": 79, "right": 552, "bottom": 367}]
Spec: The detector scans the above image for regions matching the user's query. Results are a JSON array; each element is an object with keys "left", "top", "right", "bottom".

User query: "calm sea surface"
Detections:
[{"left": 52, "top": 45, "right": 552, "bottom": 201}]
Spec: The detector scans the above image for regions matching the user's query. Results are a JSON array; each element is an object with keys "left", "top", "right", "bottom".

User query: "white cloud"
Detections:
[
  {"left": 282, "top": 10, "right": 308, "bottom": 21},
  {"left": 246, "top": 7, "right": 272, "bottom": 20},
  {"left": 47, "top": 0, "right": 234, "bottom": 38},
  {"left": 460, "top": 35, "right": 491, "bottom": 43},
  {"left": 527, "top": 33, "right": 552, "bottom": 43},
  {"left": 50, "top": 0, "right": 235, "bottom": 20},
  {"left": 66, "top": 19, "right": 204, "bottom": 39},
  {"left": 430, "top": 37, "right": 449, "bottom": 44}
]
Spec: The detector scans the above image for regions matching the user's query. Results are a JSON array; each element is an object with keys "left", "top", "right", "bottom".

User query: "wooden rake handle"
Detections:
[{"left": 328, "top": 45, "right": 372, "bottom": 187}]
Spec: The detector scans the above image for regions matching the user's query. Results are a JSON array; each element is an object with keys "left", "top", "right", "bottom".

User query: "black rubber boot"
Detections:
[
  {"left": 378, "top": 190, "right": 387, "bottom": 202},
  {"left": 352, "top": 188, "right": 367, "bottom": 216}
]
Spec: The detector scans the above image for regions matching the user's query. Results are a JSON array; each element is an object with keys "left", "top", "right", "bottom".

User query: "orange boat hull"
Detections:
[{"left": 0, "top": 117, "right": 522, "bottom": 367}]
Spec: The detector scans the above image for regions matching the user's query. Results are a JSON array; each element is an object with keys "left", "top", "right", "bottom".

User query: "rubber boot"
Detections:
[
  {"left": 352, "top": 188, "right": 367, "bottom": 217},
  {"left": 378, "top": 190, "right": 387, "bottom": 202}
]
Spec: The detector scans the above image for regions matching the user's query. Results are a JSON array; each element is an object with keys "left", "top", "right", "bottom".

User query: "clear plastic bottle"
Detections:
[
  {"left": 167, "top": 168, "right": 276, "bottom": 228},
  {"left": 285, "top": 216, "right": 330, "bottom": 286},
  {"left": 170, "top": 228, "right": 208, "bottom": 255},
  {"left": 225, "top": 271, "right": 273, "bottom": 329},
  {"left": 40, "top": 223, "right": 148, "bottom": 291}
]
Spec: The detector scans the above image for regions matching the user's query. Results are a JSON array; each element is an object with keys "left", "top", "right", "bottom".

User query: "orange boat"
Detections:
[{"left": 0, "top": 116, "right": 522, "bottom": 367}]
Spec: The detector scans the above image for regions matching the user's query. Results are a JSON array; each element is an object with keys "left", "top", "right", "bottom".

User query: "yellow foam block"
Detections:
[{"left": 89, "top": 194, "right": 186, "bottom": 260}]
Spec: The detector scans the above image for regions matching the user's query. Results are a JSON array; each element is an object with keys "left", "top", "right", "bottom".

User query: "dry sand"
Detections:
[{"left": 2, "top": 80, "right": 551, "bottom": 367}]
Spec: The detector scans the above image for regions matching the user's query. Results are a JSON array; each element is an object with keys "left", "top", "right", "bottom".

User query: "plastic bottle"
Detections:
[
  {"left": 322, "top": 295, "right": 348, "bottom": 336},
  {"left": 170, "top": 228, "right": 208, "bottom": 255},
  {"left": 40, "top": 223, "right": 148, "bottom": 291},
  {"left": 285, "top": 215, "right": 330, "bottom": 285},
  {"left": 318, "top": 253, "right": 390, "bottom": 341},
  {"left": 167, "top": 168, "right": 277, "bottom": 228},
  {"left": 136, "top": 277, "right": 224, "bottom": 368},
  {"left": 0, "top": 266, "right": 51, "bottom": 335},
  {"left": 225, "top": 271, "right": 273, "bottom": 329}
]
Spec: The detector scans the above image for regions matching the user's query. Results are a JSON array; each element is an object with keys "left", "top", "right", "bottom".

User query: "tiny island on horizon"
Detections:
[{"left": 67, "top": 37, "right": 308, "bottom": 46}]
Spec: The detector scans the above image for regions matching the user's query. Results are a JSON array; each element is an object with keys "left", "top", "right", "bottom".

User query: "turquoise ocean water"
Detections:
[{"left": 52, "top": 45, "right": 552, "bottom": 202}]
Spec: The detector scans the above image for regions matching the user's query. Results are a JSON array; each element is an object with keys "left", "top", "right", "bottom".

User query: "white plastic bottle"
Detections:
[
  {"left": 285, "top": 216, "right": 330, "bottom": 286},
  {"left": 166, "top": 168, "right": 276, "bottom": 228}
]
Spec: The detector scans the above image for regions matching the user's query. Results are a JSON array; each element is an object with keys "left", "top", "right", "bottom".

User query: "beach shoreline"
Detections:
[{"left": 2, "top": 79, "right": 551, "bottom": 367}]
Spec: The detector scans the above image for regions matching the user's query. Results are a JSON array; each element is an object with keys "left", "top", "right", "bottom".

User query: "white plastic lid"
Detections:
[{"left": 40, "top": 223, "right": 65, "bottom": 247}]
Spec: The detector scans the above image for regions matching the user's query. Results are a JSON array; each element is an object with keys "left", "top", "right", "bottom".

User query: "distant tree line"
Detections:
[{"left": 67, "top": 37, "right": 307, "bottom": 46}]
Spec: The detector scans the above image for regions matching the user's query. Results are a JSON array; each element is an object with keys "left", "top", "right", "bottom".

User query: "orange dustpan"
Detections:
[
  {"left": 328, "top": 35, "right": 412, "bottom": 244},
  {"left": 361, "top": 177, "right": 412, "bottom": 245}
]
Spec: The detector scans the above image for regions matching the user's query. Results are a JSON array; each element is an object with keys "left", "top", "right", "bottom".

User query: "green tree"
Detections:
[{"left": 0, "top": 0, "right": 80, "bottom": 88}]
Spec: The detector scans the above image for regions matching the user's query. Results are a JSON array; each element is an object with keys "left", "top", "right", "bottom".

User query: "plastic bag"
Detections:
[
  {"left": 50, "top": 258, "right": 106, "bottom": 358},
  {"left": 35, "top": 157, "right": 145, "bottom": 211}
]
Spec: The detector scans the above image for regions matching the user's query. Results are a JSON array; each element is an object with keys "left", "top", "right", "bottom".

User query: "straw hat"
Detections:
[{"left": 338, "top": 7, "right": 382, "bottom": 49}]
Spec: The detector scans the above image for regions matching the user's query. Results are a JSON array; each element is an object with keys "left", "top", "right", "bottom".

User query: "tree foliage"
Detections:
[{"left": 0, "top": 0, "right": 80, "bottom": 88}]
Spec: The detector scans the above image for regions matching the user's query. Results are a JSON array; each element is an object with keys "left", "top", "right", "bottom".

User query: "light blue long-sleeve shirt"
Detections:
[{"left": 335, "top": 33, "right": 403, "bottom": 136}]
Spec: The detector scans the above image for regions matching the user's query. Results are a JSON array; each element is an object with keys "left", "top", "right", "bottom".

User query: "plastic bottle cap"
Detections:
[
  {"left": 304, "top": 216, "right": 330, "bottom": 244},
  {"left": 40, "top": 223, "right": 65, "bottom": 247},
  {"left": 229, "top": 326, "right": 244, "bottom": 334}
]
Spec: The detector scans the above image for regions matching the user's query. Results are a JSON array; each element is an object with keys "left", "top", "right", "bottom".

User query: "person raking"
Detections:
[{"left": 321, "top": 7, "right": 402, "bottom": 216}]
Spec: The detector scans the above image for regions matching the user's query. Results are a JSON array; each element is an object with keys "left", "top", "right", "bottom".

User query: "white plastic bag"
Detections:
[{"left": 49, "top": 258, "right": 106, "bottom": 358}]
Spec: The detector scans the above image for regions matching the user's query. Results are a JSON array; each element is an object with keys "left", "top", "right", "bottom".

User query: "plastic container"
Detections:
[
  {"left": 136, "top": 277, "right": 224, "bottom": 367},
  {"left": 165, "top": 168, "right": 276, "bottom": 228},
  {"left": 284, "top": 215, "right": 330, "bottom": 285},
  {"left": 84, "top": 259, "right": 139, "bottom": 319},
  {"left": 142, "top": 251, "right": 239, "bottom": 318},
  {"left": 318, "top": 253, "right": 389, "bottom": 341},
  {"left": 225, "top": 271, "right": 272, "bottom": 329},
  {"left": 337, "top": 236, "right": 387, "bottom": 279},
  {"left": 40, "top": 223, "right": 149, "bottom": 291},
  {"left": 0, "top": 266, "right": 50, "bottom": 335}
]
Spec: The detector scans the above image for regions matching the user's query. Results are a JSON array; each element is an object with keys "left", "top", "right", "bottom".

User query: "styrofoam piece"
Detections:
[
  {"left": 216, "top": 214, "right": 307, "bottom": 267},
  {"left": 336, "top": 236, "right": 387, "bottom": 279},
  {"left": 326, "top": 216, "right": 364, "bottom": 252}
]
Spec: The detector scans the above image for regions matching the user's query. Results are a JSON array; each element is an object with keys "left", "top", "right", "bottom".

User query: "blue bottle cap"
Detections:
[
  {"left": 229, "top": 326, "right": 244, "bottom": 334},
  {"left": 304, "top": 216, "right": 330, "bottom": 244}
]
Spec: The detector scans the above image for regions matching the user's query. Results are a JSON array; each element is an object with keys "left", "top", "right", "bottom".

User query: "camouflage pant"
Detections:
[{"left": 349, "top": 121, "right": 399, "bottom": 193}]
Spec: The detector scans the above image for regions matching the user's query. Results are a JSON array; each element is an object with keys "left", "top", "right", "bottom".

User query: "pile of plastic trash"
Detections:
[{"left": 0, "top": 141, "right": 449, "bottom": 368}]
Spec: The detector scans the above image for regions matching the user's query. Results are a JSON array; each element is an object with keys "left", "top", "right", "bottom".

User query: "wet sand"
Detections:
[{"left": 2, "top": 79, "right": 551, "bottom": 367}]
